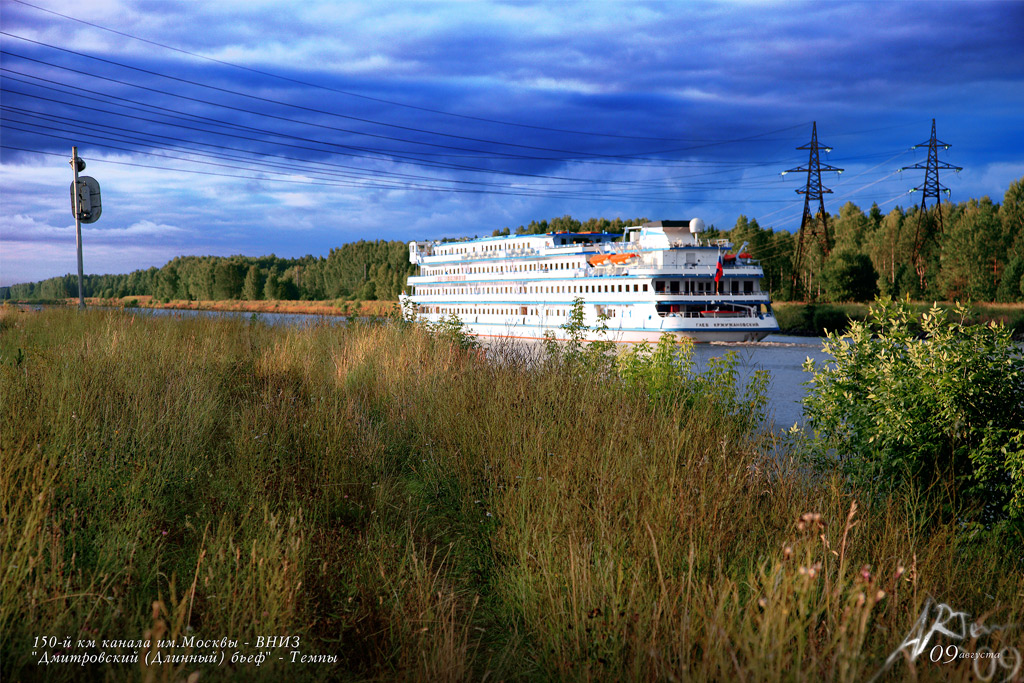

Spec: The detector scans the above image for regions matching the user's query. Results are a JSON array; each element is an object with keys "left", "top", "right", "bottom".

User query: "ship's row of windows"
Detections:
[
  {"left": 420, "top": 305, "right": 618, "bottom": 318},
  {"left": 433, "top": 235, "right": 610, "bottom": 258},
  {"left": 420, "top": 283, "right": 650, "bottom": 296},
  {"left": 654, "top": 280, "right": 757, "bottom": 294},
  {"left": 422, "top": 260, "right": 582, "bottom": 276},
  {"left": 435, "top": 242, "right": 535, "bottom": 257}
]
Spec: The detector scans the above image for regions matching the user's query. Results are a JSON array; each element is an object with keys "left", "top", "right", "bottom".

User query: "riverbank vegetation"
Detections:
[
  {"left": 2, "top": 307, "right": 1021, "bottom": 681},
  {"left": 802, "top": 300, "right": 1024, "bottom": 528},
  {"left": 772, "top": 300, "right": 1024, "bottom": 338}
]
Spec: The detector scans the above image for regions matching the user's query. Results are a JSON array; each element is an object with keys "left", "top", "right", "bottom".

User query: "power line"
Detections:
[
  {"left": 0, "top": 34, "right": 804, "bottom": 164},
  {"left": 1, "top": 67, "right": 804, "bottom": 196},
  {"left": 9, "top": 0, "right": 803, "bottom": 145},
  {"left": 0, "top": 52, "right": 802, "bottom": 189}
]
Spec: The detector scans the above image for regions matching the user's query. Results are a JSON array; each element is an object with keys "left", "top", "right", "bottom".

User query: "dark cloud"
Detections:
[{"left": 2, "top": 0, "right": 1022, "bottom": 284}]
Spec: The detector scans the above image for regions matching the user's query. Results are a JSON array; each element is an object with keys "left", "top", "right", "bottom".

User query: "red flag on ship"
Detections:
[{"left": 714, "top": 253, "right": 723, "bottom": 283}]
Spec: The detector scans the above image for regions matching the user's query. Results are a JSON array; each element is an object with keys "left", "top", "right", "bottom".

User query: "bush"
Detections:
[
  {"left": 802, "top": 299, "right": 1024, "bottom": 528},
  {"left": 615, "top": 334, "right": 769, "bottom": 430},
  {"left": 811, "top": 306, "right": 849, "bottom": 336}
]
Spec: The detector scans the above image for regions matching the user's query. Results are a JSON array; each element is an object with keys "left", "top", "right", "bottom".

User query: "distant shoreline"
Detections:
[{"left": 5, "top": 295, "right": 399, "bottom": 318}]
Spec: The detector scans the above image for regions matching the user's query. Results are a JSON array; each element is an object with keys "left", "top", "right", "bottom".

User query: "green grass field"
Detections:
[{"left": 1, "top": 307, "right": 1020, "bottom": 681}]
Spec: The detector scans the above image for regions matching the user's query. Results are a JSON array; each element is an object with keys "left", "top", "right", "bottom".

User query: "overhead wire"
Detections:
[
  {"left": 0, "top": 34, "right": 807, "bottom": 164},
  {"left": 1, "top": 67, "right": 802, "bottom": 193},
  {"left": 9, "top": 0, "right": 809, "bottom": 144},
  {"left": 0, "top": 55, "right": 806, "bottom": 201}
]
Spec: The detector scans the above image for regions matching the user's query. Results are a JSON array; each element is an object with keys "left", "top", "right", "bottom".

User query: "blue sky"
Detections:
[{"left": 2, "top": 0, "right": 1023, "bottom": 286}]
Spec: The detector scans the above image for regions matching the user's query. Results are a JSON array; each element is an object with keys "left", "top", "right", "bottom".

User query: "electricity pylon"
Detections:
[
  {"left": 782, "top": 121, "right": 843, "bottom": 299},
  {"left": 899, "top": 118, "right": 962, "bottom": 286}
]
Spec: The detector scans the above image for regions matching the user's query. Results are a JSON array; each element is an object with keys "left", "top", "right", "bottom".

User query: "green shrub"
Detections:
[
  {"left": 427, "top": 313, "right": 480, "bottom": 352},
  {"left": 542, "top": 297, "right": 615, "bottom": 374},
  {"left": 772, "top": 303, "right": 806, "bottom": 333},
  {"left": 811, "top": 306, "right": 849, "bottom": 335},
  {"left": 615, "top": 333, "right": 769, "bottom": 430},
  {"left": 802, "top": 298, "right": 1024, "bottom": 528},
  {"left": 775, "top": 303, "right": 853, "bottom": 336}
]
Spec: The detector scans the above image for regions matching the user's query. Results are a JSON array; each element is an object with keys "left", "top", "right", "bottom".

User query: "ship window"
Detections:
[
  {"left": 744, "top": 280, "right": 753, "bottom": 294},
  {"left": 618, "top": 285, "right": 623, "bottom": 292},
  {"left": 634, "top": 284, "right": 639, "bottom": 292},
  {"left": 670, "top": 281, "right": 679, "bottom": 294}
]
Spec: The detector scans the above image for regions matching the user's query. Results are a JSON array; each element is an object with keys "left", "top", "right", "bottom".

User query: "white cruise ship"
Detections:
[{"left": 401, "top": 218, "right": 779, "bottom": 343}]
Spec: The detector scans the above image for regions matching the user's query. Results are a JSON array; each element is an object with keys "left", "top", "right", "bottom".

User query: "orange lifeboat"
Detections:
[
  {"left": 608, "top": 252, "right": 638, "bottom": 265},
  {"left": 588, "top": 254, "right": 612, "bottom": 266}
]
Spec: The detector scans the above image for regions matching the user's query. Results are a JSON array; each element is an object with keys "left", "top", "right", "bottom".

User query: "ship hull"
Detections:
[{"left": 412, "top": 312, "right": 778, "bottom": 344}]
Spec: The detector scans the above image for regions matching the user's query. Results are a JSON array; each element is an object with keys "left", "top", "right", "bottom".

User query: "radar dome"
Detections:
[{"left": 689, "top": 217, "right": 705, "bottom": 233}]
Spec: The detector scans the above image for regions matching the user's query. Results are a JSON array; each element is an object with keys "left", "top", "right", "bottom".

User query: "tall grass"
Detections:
[{"left": 1, "top": 307, "right": 1020, "bottom": 681}]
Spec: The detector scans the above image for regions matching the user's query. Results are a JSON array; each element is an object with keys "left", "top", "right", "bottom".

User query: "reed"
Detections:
[{"left": 1, "top": 307, "right": 1020, "bottom": 682}]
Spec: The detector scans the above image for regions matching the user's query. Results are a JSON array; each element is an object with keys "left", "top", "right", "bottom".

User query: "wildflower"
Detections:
[
  {"left": 783, "top": 545, "right": 793, "bottom": 559},
  {"left": 800, "top": 562, "right": 822, "bottom": 578},
  {"left": 796, "top": 512, "right": 824, "bottom": 532}
]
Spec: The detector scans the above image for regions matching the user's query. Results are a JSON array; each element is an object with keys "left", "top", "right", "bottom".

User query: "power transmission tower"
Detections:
[
  {"left": 899, "top": 118, "right": 961, "bottom": 286},
  {"left": 782, "top": 121, "right": 843, "bottom": 299}
]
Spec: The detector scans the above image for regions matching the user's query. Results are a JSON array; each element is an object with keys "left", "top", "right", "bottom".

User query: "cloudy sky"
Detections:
[{"left": 2, "top": 0, "right": 1023, "bottom": 286}]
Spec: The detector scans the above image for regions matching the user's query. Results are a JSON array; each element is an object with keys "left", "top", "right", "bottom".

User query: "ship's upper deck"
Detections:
[{"left": 409, "top": 219, "right": 715, "bottom": 266}]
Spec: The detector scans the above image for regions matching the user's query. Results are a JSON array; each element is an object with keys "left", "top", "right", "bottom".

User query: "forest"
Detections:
[{"left": 4, "top": 177, "right": 1022, "bottom": 303}]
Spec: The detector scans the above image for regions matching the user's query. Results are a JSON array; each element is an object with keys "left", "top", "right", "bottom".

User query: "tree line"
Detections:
[
  {"left": 2, "top": 240, "right": 414, "bottom": 303},
  {"left": 3, "top": 178, "right": 1021, "bottom": 303}
]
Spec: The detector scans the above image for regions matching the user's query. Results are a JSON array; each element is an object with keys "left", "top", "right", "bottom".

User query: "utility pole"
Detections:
[
  {"left": 71, "top": 146, "right": 85, "bottom": 309},
  {"left": 782, "top": 122, "right": 843, "bottom": 300},
  {"left": 69, "top": 147, "right": 102, "bottom": 310},
  {"left": 899, "top": 119, "right": 961, "bottom": 288}
]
